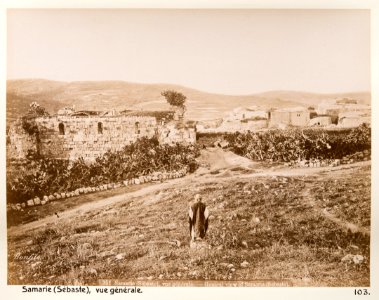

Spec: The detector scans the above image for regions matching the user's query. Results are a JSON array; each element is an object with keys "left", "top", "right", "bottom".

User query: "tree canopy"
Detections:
[
  {"left": 26, "top": 102, "right": 50, "bottom": 118},
  {"left": 161, "top": 90, "right": 186, "bottom": 108}
]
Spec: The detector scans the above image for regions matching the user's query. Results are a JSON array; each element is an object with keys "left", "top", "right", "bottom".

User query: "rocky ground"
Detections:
[{"left": 7, "top": 148, "right": 371, "bottom": 286}]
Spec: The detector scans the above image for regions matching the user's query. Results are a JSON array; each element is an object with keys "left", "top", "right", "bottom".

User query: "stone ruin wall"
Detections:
[{"left": 7, "top": 115, "right": 196, "bottom": 161}]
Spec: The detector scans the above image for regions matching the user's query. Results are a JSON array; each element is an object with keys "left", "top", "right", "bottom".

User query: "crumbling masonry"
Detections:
[{"left": 7, "top": 111, "right": 196, "bottom": 161}]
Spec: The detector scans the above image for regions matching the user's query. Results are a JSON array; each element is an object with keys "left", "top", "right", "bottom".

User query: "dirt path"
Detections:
[
  {"left": 8, "top": 148, "right": 371, "bottom": 237},
  {"left": 301, "top": 186, "right": 370, "bottom": 236}
]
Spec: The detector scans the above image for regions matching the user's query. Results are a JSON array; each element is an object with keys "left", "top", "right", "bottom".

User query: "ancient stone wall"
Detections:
[
  {"left": 7, "top": 115, "right": 196, "bottom": 161},
  {"left": 7, "top": 123, "right": 37, "bottom": 159},
  {"left": 158, "top": 123, "right": 196, "bottom": 144}
]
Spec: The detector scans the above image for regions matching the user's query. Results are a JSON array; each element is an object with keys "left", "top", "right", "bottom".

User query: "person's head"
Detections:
[{"left": 194, "top": 194, "right": 202, "bottom": 202}]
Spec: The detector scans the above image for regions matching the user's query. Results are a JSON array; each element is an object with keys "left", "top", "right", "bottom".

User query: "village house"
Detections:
[
  {"left": 338, "top": 111, "right": 371, "bottom": 128},
  {"left": 225, "top": 106, "right": 268, "bottom": 121},
  {"left": 196, "top": 106, "right": 269, "bottom": 133},
  {"left": 317, "top": 99, "right": 371, "bottom": 116},
  {"left": 269, "top": 107, "right": 310, "bottom": 128},
  {"left": 308, "top": 115, "right": 332, "bottom": 127}
]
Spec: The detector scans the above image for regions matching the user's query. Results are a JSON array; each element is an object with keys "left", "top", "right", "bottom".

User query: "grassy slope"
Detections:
[
  {"left": 7, "top": 79, "right": 371, "bottom": 121},
  {"left": 7, "top": 165, "right": 370, "bottom": 286}
]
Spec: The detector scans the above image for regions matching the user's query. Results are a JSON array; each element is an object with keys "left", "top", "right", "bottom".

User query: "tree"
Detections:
[
  {"left": 161, "top": 90, "right": 187, "bottom": 119},
  {"left": 27, "top": 101, "right": 50, "bottom": 118}
]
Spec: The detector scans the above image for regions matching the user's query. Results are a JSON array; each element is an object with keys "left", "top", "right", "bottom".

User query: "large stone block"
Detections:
[{"left": 34, "top": 197, "right": 41, "bottom": 205}]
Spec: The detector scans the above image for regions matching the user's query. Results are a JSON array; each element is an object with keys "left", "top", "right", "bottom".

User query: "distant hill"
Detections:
[{"left": 6, "top": 79, "right": 371, "bottom": 123}]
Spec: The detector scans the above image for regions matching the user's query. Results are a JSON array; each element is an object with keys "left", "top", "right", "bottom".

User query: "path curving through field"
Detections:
[
  {"left": 8, "top": 148, "right": 371, "bottom": 239},
  {"left": 300, "top": 186, "right": 370, "bottom": 236}
]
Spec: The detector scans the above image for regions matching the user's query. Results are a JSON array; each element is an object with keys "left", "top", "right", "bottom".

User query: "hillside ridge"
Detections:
[{"left": 7, "top": 79, "right": 371, "bottom": 122}]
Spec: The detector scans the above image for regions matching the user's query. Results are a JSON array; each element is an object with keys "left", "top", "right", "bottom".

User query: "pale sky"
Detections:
[{"left": 7, "top": 9, "right": 370, "bottom": 95}]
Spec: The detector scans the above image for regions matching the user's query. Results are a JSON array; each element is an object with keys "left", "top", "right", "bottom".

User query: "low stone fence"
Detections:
[
  {"left": 287, "top": 150, "right": 370, "bottom": 168},
  {"left": 8, "top": 168, "right": 189, "bottom": 212}
]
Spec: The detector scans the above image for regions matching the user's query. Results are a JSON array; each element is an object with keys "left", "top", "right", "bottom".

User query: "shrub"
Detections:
[
  {"left": 225, "top": 124, "right": 371, "bottom": 162},
  {"left": 7, "top": 137, "right": 200, "bottom": 204}
]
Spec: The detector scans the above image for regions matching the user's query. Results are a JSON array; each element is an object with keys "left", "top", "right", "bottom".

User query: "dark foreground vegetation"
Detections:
[
  {"left": 7, "top": 137, "right": 200, "bottom": 204},
  {"left": 198, "top": 124, "right": 370, "bottom": 162}
]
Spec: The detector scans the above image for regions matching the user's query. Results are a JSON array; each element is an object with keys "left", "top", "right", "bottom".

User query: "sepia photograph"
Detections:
[{"left": 3, "top": 5, "right": 375, "bottom": 294}]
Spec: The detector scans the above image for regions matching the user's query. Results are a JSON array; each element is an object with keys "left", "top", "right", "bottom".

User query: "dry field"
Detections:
[{"left": 7, "top": 149, "right": 370, "bottom": 286}]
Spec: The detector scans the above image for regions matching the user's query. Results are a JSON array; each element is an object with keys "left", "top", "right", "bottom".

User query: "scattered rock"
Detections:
[
  {"left": 172, "top": 240, "right": 181, "bottom": 247},
  {"left": 82, "top": 243, "right": 92, "bottom": 250},
  {"left": 48, "top": 195, "right": 56, "bottom": 201},
  {"left": 341, "top": 254, "right": 364, "bottom": 264},
  {"left": 242, "top": 241, "right": 248, "bottom": 248},
  {"left": 159, "top": 274, "right": 164, "bottom": 279},
  {"left": 31, "top": 261, "right": 42, "bottom": 269},
  {"left": 240, "top": 261, "right": 249, "bottom": 268},
  {"left": 115, "top": 253, "right": 126, "bottom": 260},
  {"left": 100, "top": 251, "right": 113, "bottom": 258},
  {"left": 89, "top": 268, "right": 97, "bottom": 275},
  {"left": 34, "top": 197, "right": 41, "bottom": 205},
  {"left": 353, "top": 255, "right": 364, "bottom": 264},
  {"left": 227, "top": 264, "right": 234, "bottom": 269},
  {"left": 27, "top": 199, "right": 34, "bottom": 207}
]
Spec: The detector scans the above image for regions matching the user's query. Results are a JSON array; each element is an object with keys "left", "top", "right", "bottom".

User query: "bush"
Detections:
[
  {"left": 7, "top": 137, "right": 200, "bottom": 204},
  {"left": 225, "top": 124, "right": 371, "bottom": 162}
]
